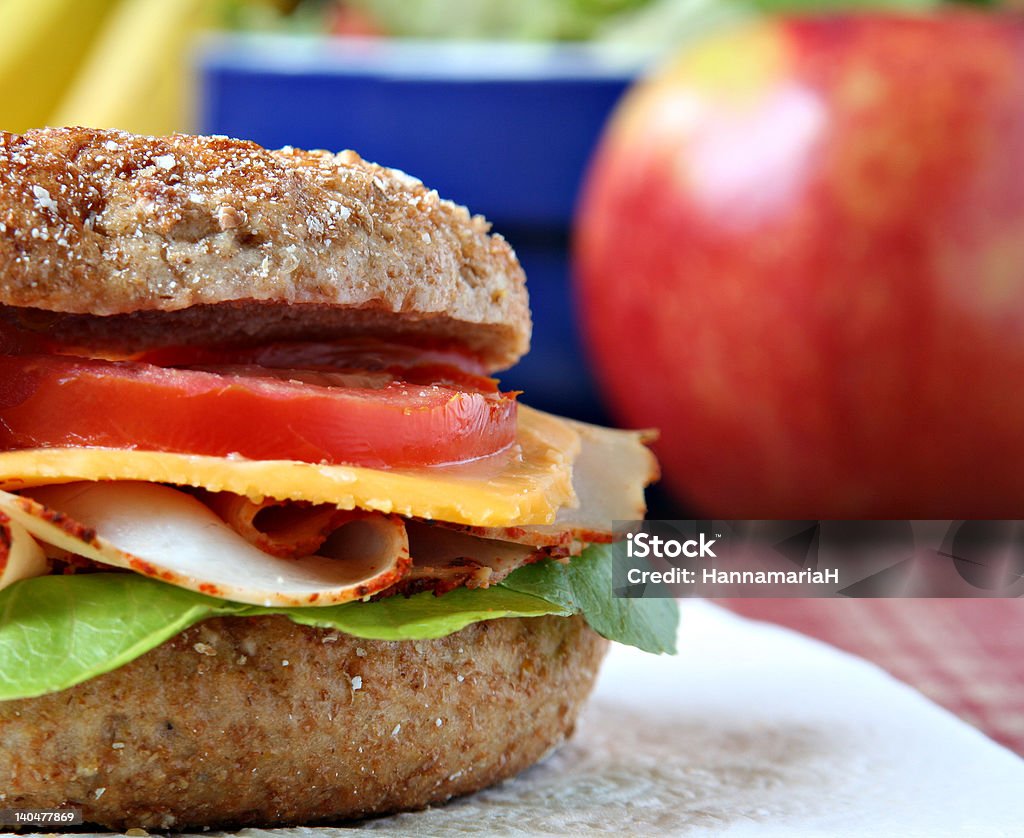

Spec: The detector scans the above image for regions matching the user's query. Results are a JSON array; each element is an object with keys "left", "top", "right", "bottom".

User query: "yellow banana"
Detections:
[
  {"left": 52, "top": 0, "right": 211, "bottom": 136},
  {"left": 0, "top": 0, "right": 119, "bottom": 132}
]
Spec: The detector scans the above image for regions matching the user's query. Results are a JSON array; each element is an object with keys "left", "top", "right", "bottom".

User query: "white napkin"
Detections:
[{"left": 344, "top": 601, "right": 1024, "bottom": 837}]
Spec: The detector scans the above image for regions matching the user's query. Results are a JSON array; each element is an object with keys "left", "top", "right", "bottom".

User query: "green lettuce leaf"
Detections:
[
  {"left": 0, "top": 545, "right": 678, "bottom": 701},
  {"left": 502, "top": 544, "right": 679, "bottom": 655},
  {"left": 273, "top": 585, "right": 571, "bottom": 640},
  {"left": 0, "top": 574, "right": 243, "bottom": 701}
]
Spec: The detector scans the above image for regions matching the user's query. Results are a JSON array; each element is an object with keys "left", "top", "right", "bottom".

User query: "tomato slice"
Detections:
[{"left": 0, "top": 355, "right": 518, "bottom": 468}]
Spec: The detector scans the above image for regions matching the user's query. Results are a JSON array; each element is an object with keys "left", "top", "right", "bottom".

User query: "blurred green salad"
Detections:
[{"left": 221, "top": 0, "right": 998, "bottom": 43}]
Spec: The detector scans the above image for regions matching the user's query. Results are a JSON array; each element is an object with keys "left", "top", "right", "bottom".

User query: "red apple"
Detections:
[{"left": 575, "top": 11, "right": 1024, "bottom": 519}]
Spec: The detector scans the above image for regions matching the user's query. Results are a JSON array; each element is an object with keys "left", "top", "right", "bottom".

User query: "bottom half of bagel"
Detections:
[{"left": 0, "top": 614, "right": 607, "bottom": 830}]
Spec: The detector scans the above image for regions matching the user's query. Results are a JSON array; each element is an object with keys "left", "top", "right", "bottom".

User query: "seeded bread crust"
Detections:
[{"left": 0, "top": 128, "right": 530, "bottom": 370}]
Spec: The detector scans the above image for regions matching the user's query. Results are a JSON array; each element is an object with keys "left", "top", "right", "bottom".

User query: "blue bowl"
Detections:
[{"left": 199, "top": 36, "right": 647, "bottom": 420}]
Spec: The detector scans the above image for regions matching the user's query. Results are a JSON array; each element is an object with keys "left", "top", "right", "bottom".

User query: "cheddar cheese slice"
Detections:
[{"left": 0, "top": 405, "right": 579, "bottom": 527}]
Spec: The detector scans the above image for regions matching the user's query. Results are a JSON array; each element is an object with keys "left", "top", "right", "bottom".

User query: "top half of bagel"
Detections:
[{"left": 0, "top": 127, "right": 530, "bottom": 371}]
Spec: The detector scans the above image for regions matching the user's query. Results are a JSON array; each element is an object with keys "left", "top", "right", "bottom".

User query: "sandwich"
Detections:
[{"left": 0, "top": 127, "right": 677, "bottom": 830}]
